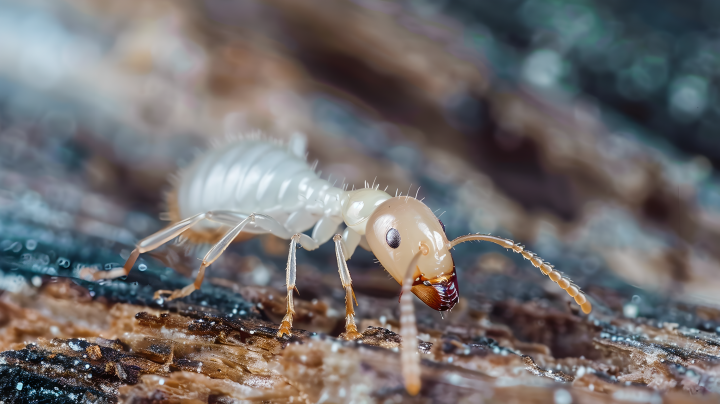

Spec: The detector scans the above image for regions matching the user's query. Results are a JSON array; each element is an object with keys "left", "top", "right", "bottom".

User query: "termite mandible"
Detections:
[{"left": 89, "top": 133, "right": 592, "bottom": 395}]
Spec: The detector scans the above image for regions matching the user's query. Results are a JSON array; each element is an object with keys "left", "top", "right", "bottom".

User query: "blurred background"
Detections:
[{"left": 2, "top": 0, "right": 720, "bottom": 389}]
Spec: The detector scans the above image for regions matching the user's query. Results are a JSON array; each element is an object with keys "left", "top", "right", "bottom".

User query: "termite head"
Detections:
[{"left": 366, "top": 197, "right": 458, "bottom": 311}]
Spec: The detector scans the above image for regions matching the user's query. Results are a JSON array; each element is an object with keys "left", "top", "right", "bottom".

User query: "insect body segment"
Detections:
[
  {"left": 365, "top": 197, "right": 459, "bottom": 311},
  {"left": 93, "top": 134, "right": 592, "bottom": 396}
]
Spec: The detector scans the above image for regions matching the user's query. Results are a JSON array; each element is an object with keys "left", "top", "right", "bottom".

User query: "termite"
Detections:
[{"left": 89, "top": 133, "right": 592, "bottom": 395}]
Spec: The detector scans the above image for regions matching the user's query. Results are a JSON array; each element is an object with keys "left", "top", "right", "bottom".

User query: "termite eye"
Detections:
[
  {"left": 439, "top": 219, "right": 446, "bottom": 234},
  {"left": 386, "top": 228, "right": 401, "bottom": 249}
]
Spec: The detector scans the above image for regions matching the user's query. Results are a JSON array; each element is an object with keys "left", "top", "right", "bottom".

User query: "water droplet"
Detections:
[
  {"left": 623, "top": 303, "right": 639, "bottom": 318},
  {"left": 554, "top": 389, "right": 572, "bottom": 404},
  {"left": 25, "top": 240, "right": 37, "bottom": 251},
  {"left": 252, "top": 265, "right": 271, "bottom": 286},
  {"left": 138, "top": 263, "right": 147, "bottom": 272},
  {"left": 669, "top": 75, "right": 708, "bottom": 121},
  {"left": 31, "top": 276, "right": 42, "bottom": 287},
  {"left": 16, "top": 382, "right": 23, "bottom": 391},
  {"left": 523, "top": 49, "right": 563, "bottom": 88}
]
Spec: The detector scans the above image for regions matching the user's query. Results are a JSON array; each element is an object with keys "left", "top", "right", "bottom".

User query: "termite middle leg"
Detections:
[
  {"left": 277, "top": 234, "right": 300, "bottom": 338},
  {"left": 276, "top": 214, "right": 343, "bottom": 338},
  {"left": 334, "top": 228, "right": 363, "bottom": 340}
]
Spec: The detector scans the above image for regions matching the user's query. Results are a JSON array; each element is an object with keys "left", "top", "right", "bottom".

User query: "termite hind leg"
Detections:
[
  {"left": 88, "top": 248, "right": 140, "bottom": 280},
  {"left": 333, "top": 234, "right": 361, "bottom": 340},
  {"left": 87, "top": 212, "right": 208, "bottom": 281},
  {"left": 154, "top": 263, "right": 207, "bottom": 300},
  {"left": 153, "top": 214, "right": 253, "bottom": 301},
  {"left": 277, "top": 234, "right": 300, "bottom": 338}
]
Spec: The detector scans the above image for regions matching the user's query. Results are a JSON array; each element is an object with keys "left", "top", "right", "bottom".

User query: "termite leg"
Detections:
[
  {"left": 333, "top": 234, "right": 361, "bottom": 340},
  {"left": 274, "top": 215, "right": 342, "bottom": 337},
  {"left": 277, "top": 234, "right": 300, "bottom": 338},
  {"left": 154, "top": 264, "right": 207, "bottom": 301},
  {"left": 449, "top": 234, "right": 592, "bottom": 314},
  {"left": 154, "top": 215, "right": 253, "bottom": 301},
  {"left": 87, "top": 212, "right": 208, "bottom": 280}
]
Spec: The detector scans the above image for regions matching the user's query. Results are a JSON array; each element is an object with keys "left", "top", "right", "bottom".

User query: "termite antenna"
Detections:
[{"left": 448, "top": 234, "right": 593, "bottom": 314}]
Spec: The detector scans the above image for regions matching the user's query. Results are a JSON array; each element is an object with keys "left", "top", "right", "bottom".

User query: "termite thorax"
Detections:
[{"left": 340, "top": 188, "right": 392, "bottom": 235}]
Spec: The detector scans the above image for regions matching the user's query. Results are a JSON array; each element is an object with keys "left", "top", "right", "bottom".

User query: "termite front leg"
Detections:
[
  {"left": 334, "top": 230, "right": 363, "bottom": 340},
  {"left": 450, "top": 234, "right": 593, "bottom": 314}
]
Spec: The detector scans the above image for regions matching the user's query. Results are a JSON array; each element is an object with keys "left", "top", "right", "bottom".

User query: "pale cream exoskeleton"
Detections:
[{"left": 88, "top": 134, "right": 592, "bottom": 395}]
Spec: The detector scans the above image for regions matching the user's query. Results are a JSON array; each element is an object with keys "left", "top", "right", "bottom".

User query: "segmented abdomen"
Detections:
[{"left": 171, "top": 139, "right": 335, "bottom": 235}]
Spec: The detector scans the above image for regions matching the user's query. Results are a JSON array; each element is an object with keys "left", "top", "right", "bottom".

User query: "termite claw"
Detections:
[
  {"left": 276, "top": 323, "right": 293, "bottom": 338},
  {"left": 153, "top": 290, "right": 167, "bottom": 300},
  {"left": 153, "top": 289, "right": 173, "bottom": 300},
  {"left": 340, "top": 330, "right": 362, "bottom": 340}
]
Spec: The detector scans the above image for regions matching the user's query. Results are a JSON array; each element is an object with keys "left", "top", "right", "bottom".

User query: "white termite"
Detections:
[{"left": 90, "top": 133, "right": 592, "bottom": 395}]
